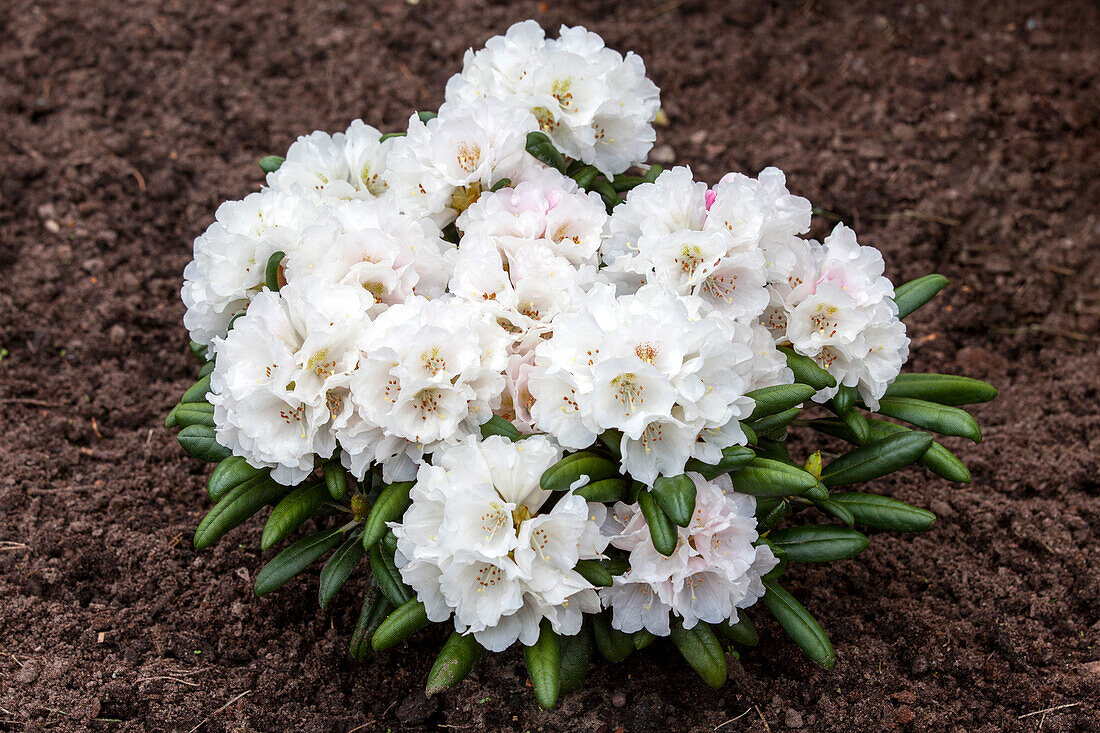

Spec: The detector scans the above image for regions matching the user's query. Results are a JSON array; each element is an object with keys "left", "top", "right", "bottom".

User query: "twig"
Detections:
[
  {"left": 0, "top": 398, "right": 60, "bottom": 407},
  {"left": 0, "top": 542, "right": 31, "bottom": 552},
  {"left": 1018, "top": 702, "right": 1082, "bottom": 719},
  {"left": 754, "top": 705, "right": 773, "bottom": 733},
  {"left": 870, "top": 210, "right": 961, "bottom": 227},
  {"left": 136, "top": 675, "right": 200, "bottom": 687},
  {"left": 715, "top": 708, "right": 752, "bottom": 730},
  {"left": 642, "top": 0, "right": 684, "bottom": 21},
  {"left": 188, "top": 690, "right": 251, "bottom": 733}
]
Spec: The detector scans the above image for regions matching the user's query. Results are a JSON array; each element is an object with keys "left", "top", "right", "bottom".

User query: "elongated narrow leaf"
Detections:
[
  {"left": 525, "top": 131, "right": 566, "bottom": 172},
  {"left": 752, "top": 407, "right": 801, "bottom": 440},
  {"left": 770, "top": 525, "right": 869, "bottom": 562},
  {"left": 264, "top": 250, "right": 285, "bottom": 292},
  {"left": 207, "top": 455, "right": 263, "bottom": 502},
  {"left": 570, "top": 165, "right": 600, "bottom": 189},
  {"left": 820, "top": 431, "right": 934, "bottom": 487},
  {"left": 480, "top": 415, "right": 522, "bottom": 441},
  {"left": 779, "top": 347, "right": 836, "bottom": 390},
  {"left": 372, "top": 598, "right": 429, "bottom": 651},
  {"left": 831, "top": 386, "right": 870, "bottom": 443},
  {"left": 525, "top": 620, "right": 561, "bottom": 710},
  {"left": 369, "top": 544, "right": 413, "bottom": 606},
  {"left": 884, "top": 373, "right": 997, "bottom": 405},
  {"left": 746, "top": 383, "right": 816, "bottom": 421},
  {"left": 894, "top": 274, "right": 948, "bottom": 319},
  {"left": 757, "top": 499, "right": 791, "bottom": 533},
  {"left": 540, "top": 452, "right": 619, "bottom": 492},
  {"left": 172, "top": 402, "right": 215, "bottom": 429},
  {"left": 194, "top": 474, "right": 289, "bottom": 549},
  {"left": 762, "top": 580, "right": 835, "bottom": 668},
  {"left": 809, "top": 417, "right": 971, "bottom": 483},
  {"left": 731, "top": 458, "right": 818, "bottom": 497},
  {"left": 637, "top": 489, "right": 677, "bottom": 556},
  {"left": 416, "top": 110, "right": 437, "bottom": 122},
  {"left": 177, "top": 424, "right": 231, "bottom": 462},
  {"left": 261, "top": 481, "right": 329, "bottom": 550},
  {"left": 632, "top": 629, "right": 656, "bottom": 650},
  {"left": 574, "top": 559, "right": 613, "bottom": 587},
  {"left": 574, "top": 477, "right": 628, "bottom": 503},
  {"left": 349, "top": 587, "right": 391, "bottom": 661},
  {"left": 715, "top": 609, "right": 758, "bottom": 646},
  {"left": 811, "top": 497, "right": 855, "bottom": 527},
  {"left": 876, "top": 397, "right": 982, "bottom": 443},
  {"left": 598, "top": 429, "right": 623, "bottom": 459},
  {"left": 258, "top": 155, "right": 285, "bottom": 174},
  {"left": 426, "top": 632, "right": 486, "bottom": 695},
  {"left": 319, "top": 532, "right": 365, "bottom": 609},
  {"left": 323, "top": 461, "right": 347, "bottom": 500},
  {"left": 181, "top": 374, "right": 212, "bottom": 404},
  {"left": 362, "top": 481, "right": 415, "bottom": 550},
  {"left": 669, "top": 621, "right": 727, "bottom": 689},
  {"left": 685, "top": 445, "right": 755, "bottom": 480},
  {"left": 592, "top": 613, "right": 633, "bottom": 662},
  {"left": 198, "top": 359, "right": 215, "bottom": 378},
  {"left": 599, "top": 556, "right": 630, "bottom": 576},
  {"left": 189, "top": 340, "right": 208, "bottom": 362},
  {"left": 830, "top": 492, "right": 936, "bottom": 532},
  {"left": 651, "top": 474, "right": 696, "bottom": 527},
  {"left": 559, "top": 624, "right": 594, "bottom": 695},
  {"left": 255, "top": 527, "right": 344, "bottom": 596},
  {"left": 164, "top": 404, "right": 179, "bottom": 429}
]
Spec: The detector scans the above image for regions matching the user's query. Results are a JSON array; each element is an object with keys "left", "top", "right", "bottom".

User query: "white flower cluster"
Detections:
[
  {"left": 181, "top": 21, "right": 913, "bottom": 650},
  {"left": 602, "top": 473, "right": 777, "bottom": 635}
]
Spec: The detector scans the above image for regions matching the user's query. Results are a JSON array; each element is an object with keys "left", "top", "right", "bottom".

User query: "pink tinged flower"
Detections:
[{"left": 704, "top": 189, "right": 717, "bottom": 211}]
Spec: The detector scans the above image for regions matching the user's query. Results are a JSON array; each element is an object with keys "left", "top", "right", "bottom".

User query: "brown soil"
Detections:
[{"left": 2, "top": 0, "right": 1099, "bottom": 731}]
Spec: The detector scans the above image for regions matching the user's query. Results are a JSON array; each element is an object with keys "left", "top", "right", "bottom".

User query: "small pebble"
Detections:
[
  {"left": 785, "top": 709, "right": 803, "bottom": 728},
  {"left": 612, "top": 692, "right": 626, "bottom": 708}
]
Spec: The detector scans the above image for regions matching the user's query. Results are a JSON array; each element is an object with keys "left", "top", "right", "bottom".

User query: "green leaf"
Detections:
[
  {"left": 362, "top": 481, "right": 415, "bottom": 551},
  {"left": 207, "top": 456, "right": 264, "bottom": 502},
  {"left": 757, "top": 499, "right": 791, "bottom": 533},
  {"left": 164, "top": 404, "right": 179, "bottom": 429},
  {"left": 875, "top": 397, "right": 982, "bottom": 443},
  {"left": 592, "top": 613, "right": 633, "bottom": 662},
  {"left": 669, "top": 621, "right": 727, "bottom": 689},
  {"left": 570, "top": 165, "right": 600, "bottom": 189},
  {"left": 426, "top": 632, "right": 486, "bottom": 695},
  {"left": 811, "top": 497, "right": 855, "bottom": 527},
  {"left": 820, "top": 431, "right": 934, "bottom": 487},
  {"left": 574, "top": 477, "right": 628, "bottom": 503},
  {"left": 644, "top": 164, "right": 663, "bottom": 182},
  {"left": 574, "top": 559, "right": 613, "bottom": 587},
  {"left": 741, "top": 422, "right": 758, "bottom": 446},
  {"left": 480, "top": 415, "right": 522, "bottom": 441},
  {"left": 323, "top": 461, "right": 347, "bottom": 500},
  {"left": 751, "top": 407, "right": 801, "bottom": 439},
  {"left": 762, "top": 580, "right": 835, "bottom": 669},
  {"left": 600, "top": 556, "right": 630, "bottom": 576},
  {"left": 264, "top": 250, "right": 285, "bottom": 292},
  {"left": 379, "top": 131, "right": 405, "bottom": 142},
  {"left": 172, "top": 401, "right": 215, "bottom": 429},
  {"left": 198, "top": 359, "right": 216, "bottom": 378},
  {"left": 254, "top": 527, "right": 344, "bottom": 596},
  {"left": 731, "top": 458, "right": 819, "bottom": 497},
  {"left": 380, "top": 529, "right": 398, "bottom": 557},
  {"left": 189, "top": 340, "right": 208, "bottom": 362},
  {"left": 525, "top": 131, "right": 566, "bottom": 173},
  {"left": 770, "top": 525, "right": 869, "bottom": 562},
  {"left": 319, "top": 531, "right": 365, "bottom": 609},
  {"left": 195, "top": 473, "right": 289, "bottom": 549},
  {"left": 651, "top": 474, "right": 696, "bottom": 527},
  {"left": 831, "top": 386, "right": 869, "bottom": 443},
  {"left": 349, "top": 587, "right": 391, "bottom": 661},
  {"left": 261, "top": 481, "right": 330, "bottom": 550},
  {"left": 181, "top": 374, "right": 212, "bottom": 404},
  {"left": 632, "top": 628, "right": 656, "bottom": 650},
  {"left": 884, "top": 373, "right": 997, "bottom": 405},
  {"left": 588, "top": 178, "right": 621, "bottom": 210},
  {"left": 372, "top": 598, "right": 428, "bottom": 651},
  {"left": 558, "top": 624, "right": 594, "bottom": 695},
  {"left": 779, "top": 347, "right": 836, "bottom": 390},
  {"left": 637, "top": 489, "right": 678, "bottom": 556},
  {"left": 177, "top": 424, "right": 232, "bottom": 462},
  {"left": 416, "top": 110, "right": 437, "bottom": 123},
  {"left": 808, "top": 418, "right": 971, "bottom": 483},
  {"left": 258, "top": 155, "right": 285, "bottom": 174},
  {"left": 830, "top": 492, "right": 936, "bottom": 532},
  {"left": 746, "top": 383, "right": 816, "bottom": 421},
  {"left": 598, "top": 429, "right": 623, "bottom": 459},
  {"left": 685, "top": 445, "right": 756, "bottom": 480},
  {"left": 714, "top": 609, "right": 758, "bottom": 646},
  {"left": 524, "top": 619, "right": 561, "bottom": 709},
  {"left": 893, "top": 274, "right": 949, "bottom": 319},
  {"left": 369, "top": 544, "right": 413, "bottom": 606},
  {"left": 489, "top": 177, "right": 511, "bottom": 192},
  {"left": 540, "top": 452, "right": 620, "bottom": 492}
]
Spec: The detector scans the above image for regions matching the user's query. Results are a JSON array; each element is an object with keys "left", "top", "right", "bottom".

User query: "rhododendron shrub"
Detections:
[{"left": 166, "top": 21, "right": 996, "bottom": 708}]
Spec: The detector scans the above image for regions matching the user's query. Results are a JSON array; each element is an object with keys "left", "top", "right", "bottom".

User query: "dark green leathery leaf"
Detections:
[
  {"left": 177, "top": 424, "right": 231, "bottom": 462},
  {"left": 757, "top": 499, "right": 791, "bottom": 533},
  {"left": 540, "top": 452, "right": 619, "bottom": 491},
  {"left": 194, "top": 474, "right": 291, "bottom": 550},
  {"left": 685, "top": 445, "right": 755, "bottom": 480},
  {"left": 670, "top": 621, "right": 727, "bottom": 689},
  {"left": 207, "top": 456, "right": 263, "bottom": 501},
  {"left": 180, "top": 373, "right": 212, "bottom": 404},
  {"left": 592, "top": 613, "right": 634, "bottom": 662},
  {"left": 525, "top": 131, "right": 566, "bottom": 172},
  {"left": 651, "top": 474, "right": 696, "bottom": 527},
  {"left": 893, "top": 274, "right": 949, "bottom": 319},
  {"left": 875, "top": 397, "right": 982, "bottom": 443},
  {"left": 883, "top": 373, "right": 997, "bottom": 405},
  {"left": 319, "top": 531, "right": 365, "bottom": 609},
  {"left": 426, "top": 632, "right": 486, "bottom": 695},
  {"left": 574, "top": 477, "right": 628, "bottom": 503},
  {"left": 770, "top": 525, "right": 869, "bottom": 562},
  {"left": 558, "top": 624, "right": 594, "bottom": 695},
  {"left": 811, "top": 496, "right": 855, "bottom": 527},
  {"left": 808, "top": 417, "right": 971, "bottom": 483},
  {"left": 349, "top": 586, "right": 391, "bottom": 661},
  {"left": 524, "top": 619, "right": 561, "bottom": 709},
  {"left": 254, "top": 527, "right": 344, "bottom": 596},
  {"left": 731, "top": 458, "right": 818, "bottom": 497},
  {"left": 172, "top": 402, "right": 214, "bottom": 428},
  {"left": 372, "top": 598, "right": 428, "bottom": 651},
  {"left": 830, "top": 492, "right": 936, "bottom": 532},
  {"left": 323, "top": 461, "right": 347, "bottom": 500},
  {"left": 831, "top": 386, "right": 869, "bottom": 443},
  {"left": 258, "top": 155, "right": 285, "bottom": 173},
  {"left": 369, "top": 543, "right": 413, "bottom": 606},
  {"left": 746, "top": 383, "right": 816, "bottom": 421},
  {"left": 820, "top": 431, "right": 934, "bottom": 487},
  {"left": 762, "top": 580, "right": 835, "bottom": 669},
  {"left": 637, "top": 489, "right": 677, "bottom": 556},
  {"left": 779, "top": 346, "right": 836, "bottom": 390},
  {"left": 715, "top": 609, "right": 758, "bottom": 646},
  {"left": 362, "top": 481, "right": 414, "bottom": 551},
  {"left": 264, "top": 250, "right": 285, "bottom": 292},
  {"left": 751, "top": 407, "right": 801, "bottom": 439},
  {"left": 480, "top": 415, "right": 522, "bottom": 441},
  {"left": 574, "top": 559, "right": 613, "bottom": 587},
  {"left": 261, "top": 481, "right": 329, "bottom": 550}
]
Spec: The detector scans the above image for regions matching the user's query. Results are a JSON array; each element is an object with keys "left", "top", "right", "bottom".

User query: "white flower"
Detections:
[
  {"left": 267, "top": 120, "right": 394, "bottom": 201},
  {"left": 600, "top": 473, "right": 777, "bottom": 635},
  {"left": 341, "top": 297, "right": 509, "bottom": 481},
  {"left": 182, "top": 189, "right": 323, "bottom": 348},
  {"left": 391, "top": 435, "right": 609, "bottom": 651},
  {"left": 209, "top": 278, "right": 372, "bottom": 485},
  {"left": 445, "top": 21, "right": 661, "bottom": 177}
]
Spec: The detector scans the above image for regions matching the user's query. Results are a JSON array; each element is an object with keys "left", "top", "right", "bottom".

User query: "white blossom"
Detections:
[{"left": 267, "top": 119, "right": 394, "bottom": 201}]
